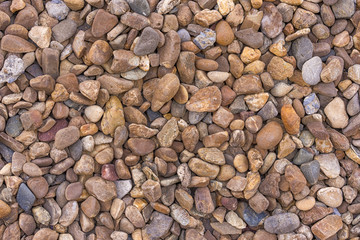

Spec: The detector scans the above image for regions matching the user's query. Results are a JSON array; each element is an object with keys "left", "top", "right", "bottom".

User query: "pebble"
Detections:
[
  {"left": 186, "top": 86, "right": 222, "bottom": 112},
  {"left": 281, "top": 104, "right": 300, "bottom": 135},
  {"left": 45, "top": 0, "right": 69, "bottom": 20},
  {"left": 317, "top": 187, "right": 343, "bottom": 207},
  {"left": 193, "top": 29, "right": 216, "bottom": 50},
  {"left": 324, "top": 97, "right": 349, "bottom": 128},
  {"left": 17, "top": 183, "right": 36, "bottom": 211},
  {"left": 141, "top": 179, "right": 162, "bottom": 202},
  {"left": 1, "top": 35, "right": 36, "bottom": 53},
  {"left": 285, "top": 164, "right": 307, "bottom": 194},
  {"left": 239, "top": 202, "right": 268, "bottom": 227},
  {"left": 28, "top": 26, "right": 51, "bottom": 49},
  {"left": 300, "top": 160, "right": 320, "bottom": 185},
  {"left": 54, "top": 126, "right": 80, "bottom": 150},
  {"left": 134, "top": 27, "right": 160, "bottom": 55},
  {"left": 151, "top": 73, "right": 180, "bottom": 111},
  {"left": 302, "top": 57, "right": 323, "bottom": 85},
  {"left": 188, "top": 158, "right": 220, "bottom": 179},
  {"left": 215, "top": 20, "right": 234, "bottom": 46},
  {"left": 303, "top": 93, "right": 320, "bottom": 114},
  {"left": 0, "top": 55, "right": 25, "bottom": 83},
  {"left": 195, "top": 187, "right": 215, "bottom": 213},
  {"left": 331, "top": 0, "right": 355, "bottom": 19},
  {"left": 314, "top": 153, "right": 340, "bottom": 178},
  {"left": 52, "top": 19, "right": 78, "bottom": 43},
  {"left": 264, "top": 213, "right": 300, "bottom": 234},
  {"left": 115, "top": 180, "right": 133, "bottom": 199},
  {"left": 256, "top": 121, "right": 283, "bottom": 149},
  {"left": 143, "top": 212, "right": 173, "bottom": 239},
  {"left": 85, "top": 177, "right": 117, "bottom": 202},
  {"left": 267, "top": 56, "right": 294, "bottom": 80},
  {"left": 101, "top": 96, "right": 125, "bottom": 136},
  {"left": 261, "top": 3, "right": 283, "bottom": 38},
  {"left": 291, "top": 37, "right": 313, "bottom": 70},
  {"left": 311, "top": 215, "right": 343, "bottom": 239},
  {"left": 92, "top": 9, "right": 118, "bottom": 37},
  {"left": 296, "top": 196, "right": 315, "bottom": 211},
  {"left": 0, "top": 200, "right": 11, "bottom": 219}
]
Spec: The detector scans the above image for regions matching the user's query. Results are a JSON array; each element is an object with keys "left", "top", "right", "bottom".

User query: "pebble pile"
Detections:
[{"left": 0, "top": 0, "right": 360, "bottom": 238}]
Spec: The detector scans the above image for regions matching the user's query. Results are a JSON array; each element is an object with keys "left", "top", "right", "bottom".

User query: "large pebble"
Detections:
[
  {"left": 54, "top": 126, "right": 80, "bottom": 150},
  {"left": 324, "top": 97, "right": 348, "bottom": 128},
  {"left": 264, "top": 213, "right": 300, "bottom": 234},
  {"left": 85, "top": 177, "right": 117, "bottom": 202},
  {"left": 302, "top": 57, "right": 322, "bottom": 85},
  {"left": 186, "top": 86, "right": 222, "bottom": 112},
  {"left": 317, "top": 187, "right": 343, "bottom": 207}
]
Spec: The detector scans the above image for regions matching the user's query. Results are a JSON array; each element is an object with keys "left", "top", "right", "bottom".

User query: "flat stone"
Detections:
[
  {"left": 134, "top": 27, "right": 159, "bottom": 56},
  {"left": 285, "top": 164, "right": 307, "bottom": 194},
  {"left": 54, "top": 126, "right": 80, "bottom": 150},
  {"left": 1, "top": 35, "right": 36, "bottom": 53},
  {"left": 51, "top": 19, "right": 77, "bottom": 43},
  {"left": 17, "top": 183, "right": 36, "bottom": 211},
  {"left": 115, "top": 180, "right": 133, "bottom": 199},
  {"left": 332, "top": 0, "right": 355, "bottom": 19},
  {"left": 261, "top": 3, "right": 283, "bottom": 38},
  {"left": 324, "top": 97, "right": 348, "bottom": 128},
  {"left": 85, "top": 176, "right": 117, "bottom": 202},
  {"left": 92, "top": 9, "right": 118, "bottom": 37},
  {"left": 291, "top": 37, "right": 313, "bottom": 70},
  {"left": 186, "top": 86, "right": 222, "bottom": 112},
  {"left": 264, "top": 213, "right": 300, "bottom": 234},
  {"left": 300, "top": 160, "right": 320, "bottom": 185},
  {"left": 195, "top": 187, "right": 215, "bottom": 214},
  {"left": 311, "top": 215, "right": 343, "bottom": 240},
  {"left": 143, "top": 212, "right": 173, "bottom": 239},
  {"left": 317, "top": 187, "right": 343, "bottom": 207},
  {"left": 302, "top": 57, "right": 323, "bottom": 85}
]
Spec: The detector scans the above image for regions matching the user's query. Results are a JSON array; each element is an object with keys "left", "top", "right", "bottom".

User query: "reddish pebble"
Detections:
[
  {"left": 101, "top": 164, "right": 119, "bottom": 181},
  {"left": 38, "top": 119, "right": 68, "bottom": 142},
  {"left": 221, "top": 197, "right": 238, "bottom": 210}
]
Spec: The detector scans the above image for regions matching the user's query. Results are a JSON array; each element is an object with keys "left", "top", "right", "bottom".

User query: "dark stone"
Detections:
[
  {"left": 17, "top": 183, "right": 36, "bottom": 212},
  {"left": 69, "top": 140, "right": 82, "bottom": 161},
  {"left": 0, "top": 143, "right": 14, "bottom": 162},
  {"left": 293, "top": 148, "right": 313, "bottom": 165},
  {"left": 300, "top": 160, "right": 320, "bottom": 185},
  {"left": 5, "top": 115, "right": 23, "bottom": 138},
  {"left": 238, "top": 202, "right": 268, "bottom": 227}
]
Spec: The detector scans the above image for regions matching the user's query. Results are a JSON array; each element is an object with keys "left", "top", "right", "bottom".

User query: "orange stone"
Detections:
[
  {"left": 281, "top": 104, "right": 300, "bottom": 135},
  {"left": 311, "top": 215, "right": 343, "bottom": 240},
  {"left": 80, "top": 123, "right": 99, "bottom": 136},
  {"left": 215, "top": 20, "right": 235, "bottom": 46}
]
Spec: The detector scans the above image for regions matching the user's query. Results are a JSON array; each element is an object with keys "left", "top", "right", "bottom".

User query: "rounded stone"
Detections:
[{"left": 256, "top": 121, "right": 283, "bottom": 149}]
